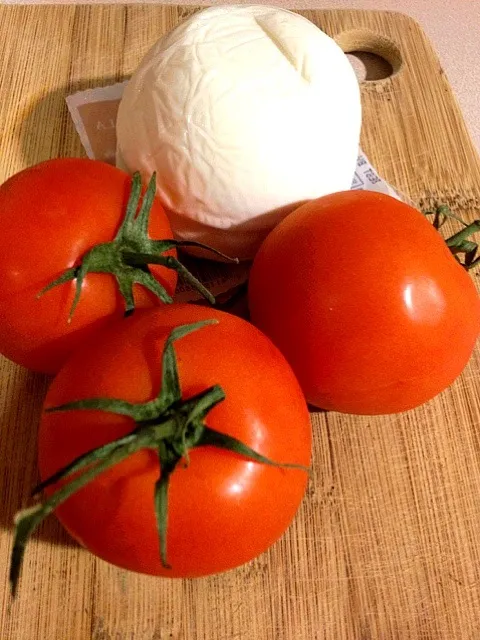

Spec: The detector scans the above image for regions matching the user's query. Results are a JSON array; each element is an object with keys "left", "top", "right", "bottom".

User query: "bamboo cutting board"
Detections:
[{"left": 1, "top": 6, "right": 480, "bottom": 640}]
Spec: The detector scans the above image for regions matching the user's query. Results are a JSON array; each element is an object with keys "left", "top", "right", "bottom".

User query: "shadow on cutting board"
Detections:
[{"left": 0, "top": 361, "right": 76, "bottom": 548}]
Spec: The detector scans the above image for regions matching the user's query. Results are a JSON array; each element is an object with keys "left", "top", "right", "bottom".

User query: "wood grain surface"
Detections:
[{"left": 1, "top": 6, "right": 480, "bottom": 640}]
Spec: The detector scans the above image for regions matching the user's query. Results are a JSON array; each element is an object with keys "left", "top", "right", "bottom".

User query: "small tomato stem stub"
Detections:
[
  {"left": 424, "top": 205, "right": 480, "bottom": 270},
  {"left": 10, "top": 321, "right": 308, "bottom": 597},
  {"left": 37, "top": 173, "right": 239, "bottom": 319}
]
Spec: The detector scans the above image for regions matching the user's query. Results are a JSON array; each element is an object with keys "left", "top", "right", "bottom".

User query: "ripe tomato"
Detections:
[
  {"left": 0, "top": 158, "right": 176, "bottom": 374},
  {"left": 37, "top": 304, "right": 311, "bottom": 577},
  {"left": 248, "top": 191, "right": 480, "bottom": 415}
]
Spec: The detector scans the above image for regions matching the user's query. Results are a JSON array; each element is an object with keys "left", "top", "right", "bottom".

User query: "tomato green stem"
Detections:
[
  {"left": 10, "top": 321, "right": 308, "bottom": 597},
  {"left": 424, "top": 205, "right": 480, "bottom": 270},
  {"left": 155, "top": 442, "right": 176, "bottom": 569},
  {"left": 445, "top": 220, "right": 480, "bottom": 247},
  {"left": 11, "top": 431, "right": 152, "bottom": 597},
  {"left": 37, "top": 173, "right": 239, "bottom": 319},
  {"left": 123, "top": 252, "right": 216, "bottom": 305}
]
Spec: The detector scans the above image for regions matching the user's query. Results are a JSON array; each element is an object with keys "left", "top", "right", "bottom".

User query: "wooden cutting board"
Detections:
[{"left": 1, "top": 6, "right": 480, "bottom": 640}]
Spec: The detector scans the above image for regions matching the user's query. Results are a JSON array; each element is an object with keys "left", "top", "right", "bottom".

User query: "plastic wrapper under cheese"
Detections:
[{"left": 115, "top": 5, "right": 362, "bottom": 260}]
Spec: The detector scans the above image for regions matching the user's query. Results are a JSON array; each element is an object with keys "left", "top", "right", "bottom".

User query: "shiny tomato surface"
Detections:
[
  {"left": 0, "top": 158, "right": 176, "bottom": 373},
  {"left": 39, "top": 304, "right": 311, "bottom": 577},
  {"left": 248, "top": 191, "right": 480, "bottom": 414}
]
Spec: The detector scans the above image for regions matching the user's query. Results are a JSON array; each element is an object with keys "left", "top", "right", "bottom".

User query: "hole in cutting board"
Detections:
[
  {"left": 346, "top": 51, "right": 393, "bottom": 82},
  {"left": 335, "top": 29, "right": 402, "bottom": 82}
]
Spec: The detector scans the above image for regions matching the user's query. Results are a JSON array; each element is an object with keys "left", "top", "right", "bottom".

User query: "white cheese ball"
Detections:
[{"left": 116, "top": 5, "right": 361, "bottom": 260}]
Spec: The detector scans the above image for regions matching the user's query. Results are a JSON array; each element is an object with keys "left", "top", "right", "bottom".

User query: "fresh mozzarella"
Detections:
[{"left": 116, "top": 5, "right": 361, "bottom": 259}]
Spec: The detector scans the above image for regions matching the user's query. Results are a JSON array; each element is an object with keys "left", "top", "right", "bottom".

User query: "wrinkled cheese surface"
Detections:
[{"left": 116, "top": 5, "right": 361, "bottom": 259}]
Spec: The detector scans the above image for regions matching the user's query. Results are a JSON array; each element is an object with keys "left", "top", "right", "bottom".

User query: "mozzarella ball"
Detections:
[{"left": 116, "top": 5, "right": 361, "bottom": 260}]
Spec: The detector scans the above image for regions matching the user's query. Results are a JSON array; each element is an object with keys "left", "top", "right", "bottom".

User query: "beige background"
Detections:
[{"left": 4, "top": 0, "right": 480, "bottom": 151}]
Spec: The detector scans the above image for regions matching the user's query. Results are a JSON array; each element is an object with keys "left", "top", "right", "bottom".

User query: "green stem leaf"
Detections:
[
  {"left": 31, "top": 430, "right": 141, "bottom": 496},
  {"left": 10, "top": 504, "right": 44, "bottom": 598},
  {"left": 183, "top": 385, "right": 225, "bottom": 427},
  {"left": 154, "top": 443, "right": 178, "bottom": 569},
  {"left": 129, "top": 269, "right": 173, "bottom": 307},
  {"left": 147, "top": 239, "right": 240, "bottom": 264},
  {"left": 163, "top": 255, "right": 216, "bottom": 305},
  {"left": 37, "top": 267, "right": 77, "bottom": 299},
  {"left": 158, "top": 320, "right": 218, "bottom": 409},
  {"left": 46, "top": 397, "right": 140, "bottom": 418},
  {"left": 135, "top": 172, "right": 157, "bottom": 236},
  {"left": 199, "top": 427, "right": 310, "bottom": 473},
  {"left": 11, "top": 432, "right": 154, "bottom": 597},
  {"left": 123, "top": 252, "right": 216, "bottom": 304},
  {"left": 424, "top": 205, "right": 480, "bottom": 270},
  {"left": 116, "top": 172, "right": 143, "bottom": 240},
  {"left": 445, "top": 221, "right": 480, "bottom": 248}
]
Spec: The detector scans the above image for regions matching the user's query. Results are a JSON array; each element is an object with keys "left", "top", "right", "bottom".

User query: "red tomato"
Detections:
[
  {"left": 248, "top": 191, "right": 480, "bottom": 415},
  {"left": 0, "top": 158, "right": 176, "bottom": 374},
  {"left": 38, "top": 304, "right": 311, "bottom": 577}
]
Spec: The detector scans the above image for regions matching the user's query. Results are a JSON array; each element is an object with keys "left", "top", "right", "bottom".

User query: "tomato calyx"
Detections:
[
  {"left": 38, "top": 173, "right": 239, "bottom": 321},
  {"left": 424, "top": 204, "right": 480, "bottom": 269},
  {"left": 9, "top": 320, "right": 308, "bottom": 597}
]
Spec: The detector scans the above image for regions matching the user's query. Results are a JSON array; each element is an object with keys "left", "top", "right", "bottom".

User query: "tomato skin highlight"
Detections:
[
  {"left": 0, "top": 158, "right": 176, "bottom": 374},
  {"left": 248, "top": 191, "right": 480, "bottom": 415},
  {"left": 38, "top": 304, "right": 311, "bottom": 577}
]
